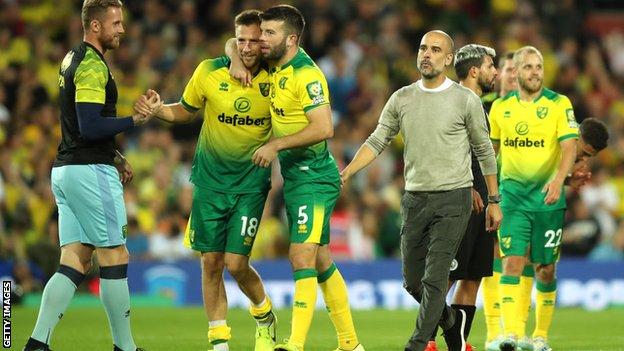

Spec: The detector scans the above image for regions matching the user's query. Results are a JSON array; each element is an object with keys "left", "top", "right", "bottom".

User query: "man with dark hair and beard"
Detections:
[
  {"left": 489, "top": 46, "right": 579, "bottom": 351},
  {"left": 342, "top": 31, "right": 502, "bottom": 351},
  {"left": 425, "top": 44, "right": 499, "bottom": 351},
  {"left": 227, "top": 5, "right": 364, "bottom": 351}
]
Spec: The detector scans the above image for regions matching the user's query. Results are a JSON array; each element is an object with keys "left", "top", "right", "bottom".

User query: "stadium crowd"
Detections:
[{"left": 2, "top": 0, "right": 624, "bottom": 291}]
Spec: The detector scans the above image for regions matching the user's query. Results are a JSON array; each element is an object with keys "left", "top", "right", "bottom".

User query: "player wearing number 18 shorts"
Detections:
[{"left": 137, "top": 10, "right": 276, "bottom": 351}]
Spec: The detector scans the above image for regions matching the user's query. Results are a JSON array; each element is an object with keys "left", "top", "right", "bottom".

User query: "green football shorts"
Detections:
[
  {"left": 184, "top": 186, "right": 268, "bottom": 256},
  {"left": 498, "top": 208, "right": 565, "bottom": 264},
  {"left": 283, "top": 177, "right": 340, "bottom": 245}
]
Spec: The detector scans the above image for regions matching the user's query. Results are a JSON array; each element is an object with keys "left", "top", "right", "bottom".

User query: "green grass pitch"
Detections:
[{"left": 11, "top": 306, "right": 624, "bottom": 350}]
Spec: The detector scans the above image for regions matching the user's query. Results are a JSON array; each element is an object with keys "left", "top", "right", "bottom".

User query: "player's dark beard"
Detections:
[
  {"left": 263, "top": 37, "right": 287, "bottom": 61},
  {"left": 479, "top": 75, "right": 495, "bottom": 93}
]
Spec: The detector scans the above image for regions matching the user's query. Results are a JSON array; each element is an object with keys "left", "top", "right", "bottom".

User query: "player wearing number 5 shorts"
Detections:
[
  {"left": 135, "top": 10, "right": 276, "bottom": 351},
  {"left": 226, "top": 5, "right": 363, "bottom": 351},
  {"left": 488, "top": 46, "right": 579, "bottom": 351}
]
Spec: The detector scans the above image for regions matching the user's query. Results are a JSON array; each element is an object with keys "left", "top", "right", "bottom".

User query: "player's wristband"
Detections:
[{"left": 487, "top": 194, "right": 502, "bottom": 204}]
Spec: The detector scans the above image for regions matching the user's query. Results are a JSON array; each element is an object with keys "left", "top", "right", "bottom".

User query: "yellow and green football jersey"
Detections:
[
  {"left": 489, "top": 88, "right": 579, "bottom": 211},
  {"left": 267, "top": 48, "right": 338, "bottom": 181},
  {"left": 181, "top": 56, "right": 272, "bottom": 193}
]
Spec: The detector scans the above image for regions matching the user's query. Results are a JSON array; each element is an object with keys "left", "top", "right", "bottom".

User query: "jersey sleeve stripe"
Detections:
[
  {"left": 558, "top": 133, "right": 578, "bottom": 142},
  {"left": 490, "top": 138, "right": 500, "bottom": 142},
  {"left": 303, "top": 102, "right": 329, "bottom": 113},
  {"left": 180, "top": 97, "right": 201, "bottom": 112}
]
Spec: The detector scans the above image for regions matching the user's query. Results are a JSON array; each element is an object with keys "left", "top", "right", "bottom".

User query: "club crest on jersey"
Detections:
[
  {"left": 259, "top": 83, "right": 270, "bottom": 97},
  {"left": 536, "top": 106, "right": 548, "bottom": 119},
  {"left": 60, "top": 51, "right": 74, "bottom": 74},
  {"left": 279, "top": 77, "right": 288, "bottom": 89},
  {"left": 306, "top": 81, "right": 325, "bottom": 104}
]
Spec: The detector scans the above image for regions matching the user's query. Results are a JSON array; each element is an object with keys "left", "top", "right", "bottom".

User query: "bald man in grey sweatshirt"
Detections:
[{"left": 341, "top": 31, "right": 502, "bottom": 351}]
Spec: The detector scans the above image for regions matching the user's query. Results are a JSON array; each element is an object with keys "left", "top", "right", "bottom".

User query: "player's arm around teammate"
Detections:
[
  {"left": 135, "top": 11, "right": 278, "bottom": 351},
  {"left": 227, "top": 6, "right": 364, "bottom": 351}
]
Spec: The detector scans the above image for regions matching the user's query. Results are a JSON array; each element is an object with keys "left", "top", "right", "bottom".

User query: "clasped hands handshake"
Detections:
[{"left": 132, "top": 89, "right": 163, "bottom": 125}]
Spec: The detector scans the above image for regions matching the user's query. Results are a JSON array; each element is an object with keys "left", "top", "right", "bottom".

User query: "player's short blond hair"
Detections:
[
  {"left": 81, "top": 0, "right": 123, "bottom": 31},
  {"left": 513, "top": 46, "right": 543, "bottom": 68}
]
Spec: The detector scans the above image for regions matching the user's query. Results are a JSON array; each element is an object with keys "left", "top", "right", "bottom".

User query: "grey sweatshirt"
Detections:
[{"left": 365, "top": 78, "right": 497, "bottom": 192}]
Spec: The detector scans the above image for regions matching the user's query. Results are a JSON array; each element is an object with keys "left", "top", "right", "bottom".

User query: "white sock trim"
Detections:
[
  {"left": 252, "top": 297, "right": 267, "bottom": 308},
  {"left": 209, "top": 319, "right": 227, "bottom": 328}
]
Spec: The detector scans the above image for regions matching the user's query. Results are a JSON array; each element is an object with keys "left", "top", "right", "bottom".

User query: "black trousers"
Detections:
[{"left": 400, "top": 187, "right": 472, "bottom": 351}]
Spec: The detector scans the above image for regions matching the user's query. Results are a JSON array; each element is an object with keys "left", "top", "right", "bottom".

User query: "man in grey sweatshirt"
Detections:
[{"left": 341, "top": 30, "right": 502, "bottom": 351}]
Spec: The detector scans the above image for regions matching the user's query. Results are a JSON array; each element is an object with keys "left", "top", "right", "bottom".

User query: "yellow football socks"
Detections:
[
  {"left": 250, "top": 296, "right": 274, "bottom": 326},
  {"left": 290, "top": 269, "right": 318, "bottom": 347},
  {"left": 319, "top": 263, "right": 359, "bottom": 350},
  {"left": 533, "top": 280, "right": 556, "bottom": 339},
  {"left": 482, "top": 269, "right": 502, "bottom": 341},
  {"left": 208, "top": 321, "right": 231, "bottom": 348},
  {"left": 516, "top": 265, "right": 534, "bottom": 336},
  {"left": 499, "top": 275, "right": 521, "bottom": 336}
]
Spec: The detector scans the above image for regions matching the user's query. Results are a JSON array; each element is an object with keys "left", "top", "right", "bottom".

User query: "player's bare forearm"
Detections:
[
  {"left": 154, "top": 103, "right": 195, "bottom": 123},
  {"left": 225, "top": 38, "right": 237, "bottom": 59},
  {"left": 341, "top": 144, "right": 377, "bottom": 182},
  {"left": 252, "top": 106, "right": 333, "bottom": 168},
  {"left": 224, "top": 37, "right": 251, "bottom": 86},
  {"left": 554, "top": 139, "right": 577, "bottom": 184},
  {"left": 484, "top": 174, "right": 500, "bottom": 196},
  {"left": 492, "top": 141, "right": 500, "bottom": 155},
  {"left": 273, "top": 105, "right": 333, "bottom": 151}
]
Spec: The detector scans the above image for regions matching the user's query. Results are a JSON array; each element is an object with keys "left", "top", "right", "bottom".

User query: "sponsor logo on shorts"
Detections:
[
  {"left": 298, "top": 224, "right": 307, "bottom": 234},
  {"left": 244, "top": 237, "right": 253, "bottom": 246},
  {"left": 122, "top": 225, "right": 128, "bottom": 239},
  {"left": 450, "top": 259, "right": 458, "bottom": 271}
]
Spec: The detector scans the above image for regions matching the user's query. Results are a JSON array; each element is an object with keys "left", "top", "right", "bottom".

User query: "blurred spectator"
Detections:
[
  {"left": 148, "top": 209, "right": 192, "bottom": 261},
  {"left": 561, "top": 197, "right": 601, "bottom": 256},
  {"left": 589, "top": 221, "right": 624, "bottom": 261},
  {"left": 126, "top": 217, "right": 151, "bottom": 261},
  {"left": 580, "top": 165, "right": 619, "bottom": 241}
]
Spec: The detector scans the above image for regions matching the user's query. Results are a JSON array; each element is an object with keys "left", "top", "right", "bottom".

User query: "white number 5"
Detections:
[{"left": 297, "top": 205, "right": 308, "bottom": 224}]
